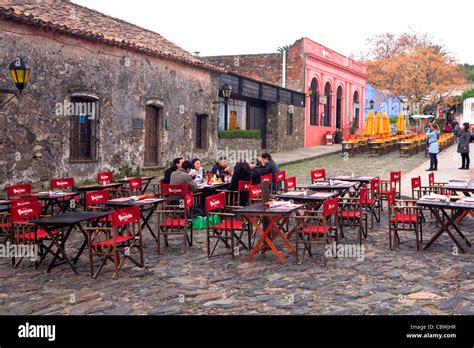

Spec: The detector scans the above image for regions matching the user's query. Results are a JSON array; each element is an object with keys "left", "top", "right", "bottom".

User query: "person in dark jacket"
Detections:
[
  {"left": 211, "top": 157, "right": 231, "bottom": 178},
  {"left": 229, "top": 161, "right": 252, "bottom": 206},
  {"left": 250, "top": 159, "right": 266, "bottom": 184},
  {"left": 261, "top": 153, "right": 280, "bottom": 180},
  {"left": 163, "top": 157, "right": 183, "bottom": 184},
  {"left": 458, "top": 122, "right": 471, "bottom": 170}
]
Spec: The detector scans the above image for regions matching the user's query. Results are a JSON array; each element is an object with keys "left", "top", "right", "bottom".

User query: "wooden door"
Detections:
[
  {"left": 144, "top": 105, "right": 160, "bottom": 166},
  {"left": 247, "top": 103, "right": 267, "bottom": 149}
]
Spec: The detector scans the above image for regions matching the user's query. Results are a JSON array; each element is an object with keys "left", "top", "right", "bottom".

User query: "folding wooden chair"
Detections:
[
  {"left": 97, "top": 171, "right": 113, "bottom": 184},
  {"left": 338, "top": 188, "right": 369, "bottom": 245},
  {"left": 310, "top": 169, "right": 326, "bottom": 183},
  {"left": 294, "top": 197, "right": 339, "bottom": 265},
  {"left": 10, "top": 202, "right": 63, "bottom": 269},
  {"left": 1, "top": 196, "right": 39, "bottom": 244},
  {"left": 260, "top": 173, "right": 273, "bottom": 185},
  {"left": 237, "top": 180, "right": 252, "bottom": 206},
  {"left": 85, "top": 206, "right": 143, "bottom": 279},
  {"left": 285, "top": 176, "right": 297, "bottom": 191},
  {"left": 387, "top": 189, "right": 423, "bottom": 250},
  {"left": 206, "top": 192, "right": 250, "bottom": 258},
  {"left": 249, "top": 184, "right": 262, "bottom": 204},
  {"left": 273, "top": 171, "right": 286, "bottom": 194},
  {"left": 156, "top": 193, "right": 193, "bottom": 253},
  {"left": 6, "top": 184, "right": 32, "bottom": 199}
]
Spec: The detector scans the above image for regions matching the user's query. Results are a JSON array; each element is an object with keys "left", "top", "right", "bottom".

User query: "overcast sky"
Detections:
[{"left": 74, "top": 0, "right": 473, "bottom": 63}]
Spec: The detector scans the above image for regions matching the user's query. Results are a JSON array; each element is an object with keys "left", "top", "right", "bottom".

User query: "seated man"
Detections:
[
  {"left": 170, "top": 160, "right": 202, "bottom": 193},
  {"left": 163, "top": 157, "right": 183, "bottom": 184},
  {"left": 211, "top": 156, "right": 231, "bottom": 177},
  {"left": 261, "top": 152, "right": 280, "bottom": 181}
]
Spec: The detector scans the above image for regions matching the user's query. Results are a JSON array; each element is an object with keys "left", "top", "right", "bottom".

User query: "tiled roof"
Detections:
[{"left": 0, "top": 0, "right": 223, "bottom": 73}]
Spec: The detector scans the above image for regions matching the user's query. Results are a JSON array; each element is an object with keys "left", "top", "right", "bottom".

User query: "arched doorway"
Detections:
[
  {"left": 336, "top": 86, "right": 343, "bottom": 130},
  {"left": 353, "top": 91, "right": 360, "bottom": 128},
  {"left": 323, "top": 82, "right": 332, "bottom": 127},
  {"left": 309, "top": 78, "right": 319, "bottom": 125}
]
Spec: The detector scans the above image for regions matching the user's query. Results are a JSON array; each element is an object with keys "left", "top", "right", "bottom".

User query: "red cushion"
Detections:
[
  {"left": 159, "top": 219, "right": 186, "bottom": 227},
  {"left": 18, "top": 229, "right": 59, "bottom": 241},
  {"left": 213, "top": 220, "right": 245, "bottom": 230},
  {"left": 299, "top": 225, "right": 331, "bottom": 235},
  {"left": 90, "top": 235, "right": 135, "bottom": 248},
  {"left": 341, "top": 211, "right": 361, "bottom": 218},
  {"left": 361, "top": 199, "right": 375, "bottom": 205},
  {"left": 390, "top": 213, "right": 417, "bottom": 223}
]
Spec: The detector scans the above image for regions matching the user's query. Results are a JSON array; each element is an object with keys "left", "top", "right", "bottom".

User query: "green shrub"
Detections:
[
  {"left": 218, "top": 129, "right": 261, "bottom": 139},
  {"left": 462, "top": 89, "right": 474, "bottom": 101}
]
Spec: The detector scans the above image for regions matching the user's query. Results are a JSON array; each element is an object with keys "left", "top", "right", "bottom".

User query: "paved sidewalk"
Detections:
[
  {"left": 272, "top": 145, "right": 342, "bottom": 166},
  {"left": 400, "top": 143, "right": 473, "bottom": 197}
]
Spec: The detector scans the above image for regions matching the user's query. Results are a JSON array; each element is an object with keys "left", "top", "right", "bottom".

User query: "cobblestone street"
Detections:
[{"left": 1, "top": 192, "right": 472, "bottom": 315}]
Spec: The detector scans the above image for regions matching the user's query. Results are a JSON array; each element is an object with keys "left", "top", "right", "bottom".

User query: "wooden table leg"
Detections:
[{"left": 423, "top": 208, "right": 467, "bottom": 253}]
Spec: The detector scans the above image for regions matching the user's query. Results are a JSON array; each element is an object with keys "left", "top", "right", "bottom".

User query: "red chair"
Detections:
[
  {"left": 274, "top": 171, "right": 286, "bottom": 193},
  {"left": 10, "top": 202, "right": 62, "bottom": 269},
  {"left": 338, "top": 188, "right": 369, "bottom": 245},
  {"left": 285, "top": 177, "right": 297, "bottom": 191},
  {"left": 85, "top": 190, "right": 111, "bottom": 224},
  {"left": 98, "top": 171, "right": 113, "bottom": 184},
  {"left": 381, "top": 171, "right": 401, "bottom": 201},
  {"left": 411, "top": 176, "right": 422, "bottom": 199},
  {"left": 128, "top": 177, "right": 143, "bottom": 195},
  {"left": 6, "top": 184, "right": 32, "bottom": 199},
  {"left": 156, "top": 193, "right": 193, "bottom": 253},
  {"left": 260, "top": 173, "right": 273, "bottom": 184},
  {"left": 85, "top": 206, "right": 143, "bottom": 279},
  {"left": 295, "top": 197, "right": 339, "bottom": 265},
  {"left": 365, "top": 177, "right": 382, "bottom": 225},
  {"left": 249, "top": 184, "right": 262, "bottom": 204},
  {"left": 51, "top": 177, "right": 74, "bottom": 191},
  {"left": 427, "top": 172, "right": 448, "bottom": 194},
  {"left": 1, "top": 196, "right": 39, "bottom": 243},
  {"left": 387, "top": 189, "right": 423, "bottom": 250},
  {"left": 206, "top": 192, "right": 249, "bottom": 258},
  {"left": 310, "top": 169, "right": 326, "bottom": 183}
]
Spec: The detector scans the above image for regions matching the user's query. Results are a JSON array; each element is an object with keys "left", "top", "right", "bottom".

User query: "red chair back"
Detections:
[
  {"left": 184, "top": 193, "right": 194, "bottom": 209},
  {"left": 411, "top": 176, "right": 421, "bottom": 190},
  {"left": 7, "top": 184, "right": 32, "bottom": 198},
  {"left": 111, "top": 206, "right": 140, "bottom": 227},
  {"left": 390, "top": 171, "right": 401, "bottom": 183},
  {"left": 249, "top": 185, "right": 262, "bottom": 199},
  {"left": 51, "top": 177, "right": 74, "bottom": 190},
  {"left": 98, "top": 171, "right": 113, "bottom": 183},
  {"left": 428, "top": 172, "right": 434, "bottom": 186},
  {"left": 285, "top": 177, "right": 297, "bottom": 190},
  {"left": 387, "top": 189, "right": 396, "bottom": 206},
  {"left": 358, "top": 187, "right": 369, "bottom": 203},
  {"left": 205, "top": 192, "right": 226, "bottom": 212},
  {"left": 238, "top": 180, "right": 252, "bottom": 192},
  {"left": 129, "top": 178, "right": 143, "bottom": 191},
  {"left": 10, "top": 196, "right": 38, "bottom": 207},
  {"left": 85, "top": 190, "right": 110, "bottom": 206},
  {"left": 323, "top": 197, "right": 339, "bottom": 216},
  {"left": 260, "top": 174, "right": 272, "bottom": 183},
  {"left": 311, "top": 169, "right": 326, "bottom": 181},
  {"left": 161, "top": 184, "right": 189, "bottom": 196},
  {"left": 275, "top": 171, "right": 286, "bottom": 183},
  {"left": 11, "top": 202, "right": 41, "bottom": 222},
  {"left": 370, "top": 177, "right": 380, "bottom": 193}
]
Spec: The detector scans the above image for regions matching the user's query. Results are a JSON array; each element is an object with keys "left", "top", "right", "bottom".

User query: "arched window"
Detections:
[
  {"left": 323, "top": 82, "right": 332, "bottom": 127},
  {"left": 336, "top": 86, "right": 343, "bottom": 130},
  {"left": 309, "top": 78, "right": 319, "bottom": 125},
  {"left": 69, "top": 94, "right": 99, "bottom": 163},
  {"left": 353, "top": 91, "right": 360, "bottom": 128}
]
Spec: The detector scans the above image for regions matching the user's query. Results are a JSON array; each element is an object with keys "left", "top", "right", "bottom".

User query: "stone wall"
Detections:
[
  {"left": 266, "top": 102, "right": 305, "bottom": 152},
  {"left": 217, "top": 138, "right": 260, "bottom": 164},
  {"left": 0, "top": 20, "right": 219, "bottom": 189}
]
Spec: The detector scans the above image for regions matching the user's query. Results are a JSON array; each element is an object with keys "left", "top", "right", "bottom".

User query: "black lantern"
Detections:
[
  {"left": 9, "top": 57, "right": 30, "bottom": 93},
  {"left": 221, "top": 83, "right": 232, "bottom": 101},
  {"left": 369, "top": 100, "right": 374, "bottom": 109}
]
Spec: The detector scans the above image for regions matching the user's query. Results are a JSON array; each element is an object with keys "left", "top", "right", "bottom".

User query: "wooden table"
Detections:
[
  {"left": 417, "top": 198, "right": 473, "bottom": 253},
  {"left": 118, "top": 176, "right": 156, "bottom": 193},
  {"left": 331, "top": 175, "right": 376, "bottom": 185},
  {"left": 34, "top": 192, "right": 81, "bottom": 215},
  {"left": 275, "top": 191, "right": 337, "bottom": 210},
  {"left": 235, "top": 203, "right": 304, "bottom": 264},
  {"left": 102, "top": 197, "right": 167, "bottom": 243},
  {"left": 444, "top": 179, "right": 474, "bottom": 196},
  {"left": 305, "top": 180, "right": 357, "bottom": 197},
  {"left": 30, "top": 211, "right": 111, "bottom": 274}
]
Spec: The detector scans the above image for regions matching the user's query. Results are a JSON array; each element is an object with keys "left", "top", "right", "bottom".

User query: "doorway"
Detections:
[
  {"left": 247, "top": 102, "right": 267, "bottom": 149},
  {"left": 144, "top": 105, "right": 160, "bottom": 166},
  {"left": 336, "top": 86, "right": 343, "bottom": 130}
]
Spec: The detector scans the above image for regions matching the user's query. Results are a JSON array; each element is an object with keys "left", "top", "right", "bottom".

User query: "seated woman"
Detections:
[
  {"left": 190, "top": 158, "right": 204, "bottom": 184},
  {"left": 250, "top": 159, "right": 266, "bottom": 184},
  {"left": 229, "top": 161, "right": 251, "bottom": 206}
]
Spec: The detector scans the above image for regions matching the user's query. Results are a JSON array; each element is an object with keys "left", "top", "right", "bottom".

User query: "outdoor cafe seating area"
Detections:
[
  {"left": 341, "top": 111, "right": 455, "bottom": 157},
  {"left": 0, "top": 168, "right": 472, "bottom": 279}
]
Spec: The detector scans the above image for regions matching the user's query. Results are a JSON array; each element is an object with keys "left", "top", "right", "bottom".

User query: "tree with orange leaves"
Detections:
[{"left": 366, "top": 32, "right": 466, "bottom": 109}]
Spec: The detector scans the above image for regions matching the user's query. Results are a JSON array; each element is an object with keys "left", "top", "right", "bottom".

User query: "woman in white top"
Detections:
[{"left": 190, "top": 158, "right": 204, "bottom": 184}]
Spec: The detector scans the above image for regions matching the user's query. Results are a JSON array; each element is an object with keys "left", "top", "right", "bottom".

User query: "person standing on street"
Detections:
[
  {"left": 458, "top": 122, "right": 471, "bottom": 170},
  {"left": 426, "top": 123, "right": 440, "bottom": 171},
  {"left": 454, "top": 121, "right": 461, "bottom": 143}
]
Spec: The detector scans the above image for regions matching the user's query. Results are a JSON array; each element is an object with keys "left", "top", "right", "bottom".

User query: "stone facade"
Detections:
[
  {"left": 0, "top": 20, "right": 220, "bottom": 189},
  {"left": 266, "top": 102, "right": 305, "bottom": 152}
]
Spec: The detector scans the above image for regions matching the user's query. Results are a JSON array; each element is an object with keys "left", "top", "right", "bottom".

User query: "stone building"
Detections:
[
  {"left": 206, "top": 38, "right": 367, "bottom": 146},
  {"left": 0, "top": 0, "right": 223, "bottom": 188}
]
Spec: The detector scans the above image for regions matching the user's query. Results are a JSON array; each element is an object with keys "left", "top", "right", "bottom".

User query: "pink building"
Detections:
[{"left": 205, "top": 37, "right": 367, "bottom": 146}]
